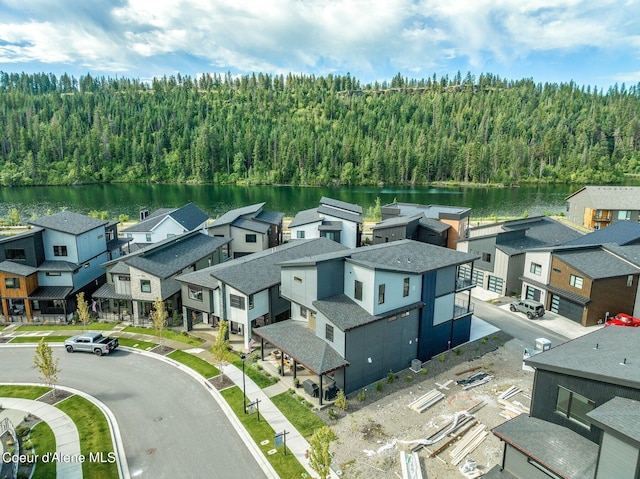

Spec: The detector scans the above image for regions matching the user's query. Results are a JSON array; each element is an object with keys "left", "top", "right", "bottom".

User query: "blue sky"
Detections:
[{"left": 1, "top": 0, "right": 639, "bottom": 89}]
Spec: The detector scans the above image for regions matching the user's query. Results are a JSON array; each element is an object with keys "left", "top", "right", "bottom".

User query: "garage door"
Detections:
[
  {"left": 458, "top": 266, "right": 484, "bottom": 287},
  {"left": 487, "top": 275, "right": 503, "bottom": 294},
  {"left": 526, "top": 286, "right": 541, "bottom": 301},
  {"left": 549, "top": 294, "right": 583, "bottom": 323}
]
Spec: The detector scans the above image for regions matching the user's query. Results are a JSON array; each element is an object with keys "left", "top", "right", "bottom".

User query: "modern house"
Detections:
[
  {"left": 520, "top": 243, "right": 640, "bottom": 326},
  {"left": 288, "top": 197, "right": 363, "bottom": 248},
  {"left": 457, "top": 216, "right": 581, "bottom": 296},
  {"left": 565, "top": 186, "right": 640, "bottom": 230},
  {"left": 253, "top": 240, "right": 479, "bottom": 398},
  {"left": 376, "top": 202, "right": 472, "bottom": 249},
  {"left": 0, "top": 211, "right": 126, "bottom": 321},
  {"left": 93, "top": 230, "right": 230, "bottom": 325},
  {"left": 121, "top": 203, "right": 209, "bottom": 248},
  {"left": 488, "top": 326, "right": 640, "bottom": 479},
  {"left": 176, "top": 238, "right": 349, "bottom": 346},
  {"left": 206, "top": 202, "right": 284, "bottom": 259}
]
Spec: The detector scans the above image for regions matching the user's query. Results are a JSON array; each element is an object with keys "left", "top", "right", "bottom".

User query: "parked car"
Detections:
[
  {"left": 510, "top": 299, "right": 545, "bottom": 319},
  {"left": 64, "top": 332, "right": 119, "bottom": 356},
  {"left": 604, "top": 313, "right": 640, "bottom": 327}
]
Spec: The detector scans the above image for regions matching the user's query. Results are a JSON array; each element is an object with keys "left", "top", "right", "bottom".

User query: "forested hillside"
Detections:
[{"left": 1, "top": 71, "right": 639, "bottom": 187}]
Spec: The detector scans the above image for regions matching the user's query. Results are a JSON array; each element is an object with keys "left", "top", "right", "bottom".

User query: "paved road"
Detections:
[
  {"left": 0, "top": 346, "right": 267, "bottom": 479},
  {"left": 474, "top": 300, "right": 569, "bottom": 347}
]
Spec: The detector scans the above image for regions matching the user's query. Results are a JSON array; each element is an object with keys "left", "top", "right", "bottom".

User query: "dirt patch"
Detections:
[
  {"left": 320, "top": 332, "right": 534, "bottom": 478},
  {"left": 209, "top": 374, "right": 235, "bottom": 391},
  {"left": 150, "top": 345, "right": 175, "bottom": 356},
  {"left": 37, "top": 389, "right": 74, "bottom": 405}
]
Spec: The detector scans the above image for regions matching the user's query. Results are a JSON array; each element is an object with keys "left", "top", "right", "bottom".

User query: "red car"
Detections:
[{"left": 605, "top": 313, "right": 640, "bottom": 327}]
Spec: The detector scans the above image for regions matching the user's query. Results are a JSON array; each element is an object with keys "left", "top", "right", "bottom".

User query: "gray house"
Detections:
[
  {"left": 488, "top": 326, "right": 640, "bottom": 479},
  {"left": 565, "top": 186, "right": 640, "bottom": 230},
  {"left": 371, "top": 213, "right": 451, "bottom": 248},
  {"left": 253, "top": 240, "right": 479, "bottom": 399}
]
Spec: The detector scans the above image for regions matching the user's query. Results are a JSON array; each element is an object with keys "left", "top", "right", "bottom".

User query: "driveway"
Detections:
[{"left": 0, "top": 346, "right": 267, "bottom": 479}]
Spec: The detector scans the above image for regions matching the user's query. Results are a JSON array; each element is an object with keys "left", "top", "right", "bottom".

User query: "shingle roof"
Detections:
[
  {"left": 496, "top": 217, "right": 582, "bottom": 256},
  {"left": 122, "top": 203, "right": 208, "bottom": 233},
  {"left": 0, "top": 260, "right": 38, "bottom": 276},
  {"left": 318, "top": 221, "right": 342, "bottom": 231},
  {"left": 177, "top": 237, "right": 348, "bottom": 295},
  {"left": 0, "top": 227, "right": 43, "bottom": 244},
  {"left": 255, "top": 210, "right": 284, "bottom": 225},
  {"left": 384, "top": 202, "right": 471, "bottom": 219},
  {"left": 317, "top": 204, "right": 362, "bottom": 224},
  {"left": 29, "top": 211, "right": 108, "bottom": 235},
  {"left": 565, "top": 186, "right": 640, "bottom": 209},
  {"left": 587, "top": 397, "right": 640, "bottom": 445},
  {"left": 525, "top": 326, "right": 640, "bottom": 389},
  {"left": 210, "top": 203, "right": 265, "bottom": 227},
  {"left": 313, "top": 294, "right": 423, "bottom": 331},
  {"left": 252, "top": 320, "right": 349, "bottom": 374},
  {"left": 372, "top": 213, "right": 422, "bottom": 229},
  {"left": 554, "top": 246, "right": 640, "bottom": 279},
  {"left": 232, "top": 218, "right": 271, "bottom": 234},
  {"left": 492, "top": 415, "right": 598, "bottom": 479},
  {"left": 419, "top": 216, "right": 451, "bottom": 233},
  {"left": 346, "top": 239, "right": 478, "bottom": 274},
  {"left": 320, "top": 196, "right": 363, "bottom": 214},
  {"left": 564, "top": 220, "right": 640, "bottom": 247},
  {"left": 38, "top": 260, "right": 78, "bottom": 272},
  {"left": 605, "top": 244, "right": 640, "bottom": 267},
  {"left": 288, "top": 208, "right": 322, "bottom": 228}
]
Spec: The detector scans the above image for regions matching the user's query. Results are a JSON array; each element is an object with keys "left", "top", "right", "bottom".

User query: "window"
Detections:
[
  {"left": 553, "top": 267, "right": 561, "bottom": 273},
  {"left": 294, "top": 276, "right": 302, "bottom": 283},
  {"left": 296, "top": 230, "right": 305, "bottom": 239},
  {"left": 618, "top": 210, "right": 631, "bottom": 220},
  {"left": 378, "top": 284, "right": 386, "bottom": 304},
  {"left": 230, "top": 294, "right": 245, "bottom": 310},
  {"left": 325, "top": 324, "right": 334, "bottom": 342},
  {"left": 140, "top": 280, "right": 151, "bottom": 293},
  {"left": 188, "top": 286, "right": 203, "bottom": 301},
  {"left": 245, "top": 234, "right": 257, "bottom": 243},
  {"left": 482, "top": 252, "right": 492, "bottom": 262},
  {"left": 569, "top": 274, "right": 583, "bottom": 289},
  {"left": 403, "top": 278, "right": 410, "bottom": 297},
  {"left": 555, "top": 386, "right": 595, "bottom": 428},
  {"left": 46, "top": 272, "right": 61, "bottom": 277},
  {"left": 145, "top": 234, "right": 152, "bottom": 242},
  {"left": 118, "top": 275, "right": 130, "bottom": 281},
  {"left": 248, "top": 294, "right": 254, "bottom": 310},
  {"left": 53, "top": 245, "right": 68, "bottom": 257},
  {"left": 628, "top": 275, "right": 634, "bottom": 287},
  {"left": 127, "top": 233, "right": 133, "bottom": 239},
  {"left": 387, "top": 315, "right": 397, "bottom": 322},
  {"left": 300, "top": 306, "right": 308, "bottom": 318},
  {"left": 530, "top": 263, "right": 542, "bottom": 275},
  {"left": 4, "top": 277, "right": 19, "bottom": 289},
  {"left": 5, "top": 248, "right": 26, "bottom": 260},
  {"left": 354, "top": 280, "right": 363, "bottom": 301},
  {"left": 106, "top": 230, "right": 115, "bottom": 241}
]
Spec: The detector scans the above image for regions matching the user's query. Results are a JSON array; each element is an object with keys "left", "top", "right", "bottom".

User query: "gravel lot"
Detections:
[{"left": 317, "top": 331, "right": 534, "bottom": 478}]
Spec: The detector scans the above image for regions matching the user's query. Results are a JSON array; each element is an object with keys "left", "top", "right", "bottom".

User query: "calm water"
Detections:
[{"left": 0, "top": 183, "right": 600, "bottom": 221}]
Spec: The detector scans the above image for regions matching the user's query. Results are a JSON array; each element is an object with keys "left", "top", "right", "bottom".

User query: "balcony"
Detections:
[
  {"left": 456, "top": 277, "right": 474, "bottom": 291},
  {"left": 453, "top": 297, "right": 474, "bottom": 319}
]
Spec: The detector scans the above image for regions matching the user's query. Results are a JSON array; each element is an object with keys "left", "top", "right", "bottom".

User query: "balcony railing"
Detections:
[
  {"left": 456, "top": 277, "right": 474, "bottom": 291},
  {"left": 453, "top": 298, "right": 474, "bottom": 319}
]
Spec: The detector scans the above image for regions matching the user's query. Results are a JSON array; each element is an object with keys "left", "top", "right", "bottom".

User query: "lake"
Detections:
[{"left": 0, "top": 183, "right": 600, "bottom": 221}]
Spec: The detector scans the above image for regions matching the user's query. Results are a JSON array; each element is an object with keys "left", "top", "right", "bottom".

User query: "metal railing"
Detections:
[{"left": 453, "top": 298, "right": 475, "bottom": 319}]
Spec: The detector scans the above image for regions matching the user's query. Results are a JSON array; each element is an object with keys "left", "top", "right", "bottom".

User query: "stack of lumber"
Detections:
[
  {"left": 497, "top": 386, "right": 530, "bottom": 419},
  {"left": 449, "top": 424, "right": 489, "bottom": 466},
  {"left": 407, "top": 388, "right": 445, "bottom": 413},
  {"left": 456, "top": 372, "right": 493, "bottom": 390}
]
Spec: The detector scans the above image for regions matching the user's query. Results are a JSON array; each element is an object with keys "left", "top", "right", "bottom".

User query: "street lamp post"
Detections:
[{"left": 240, "top": 353, "right": 247, "bottom": 414}]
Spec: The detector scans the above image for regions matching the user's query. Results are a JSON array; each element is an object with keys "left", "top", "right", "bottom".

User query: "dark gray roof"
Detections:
[
  {"left": 384, "top": 202, "right": 471, "bottom": 219},
  {"left": 0, "top": 260, "right": 38, "bottom": 276},
  {"left": 255, "top": 210, "right": 284, "bottom": 225},
  {"left": 123, "top": 233, "right": 230, "bottom": 279},
  {"left": 177, "top": 238, "right": 348, "bottom": 295},
  {"left": 587, "top": 397, "right": 640, "bottom": 445},
  {"left": 605, "top": 244, "right": 640, "bottom": 267},
  {"left": 278, "top": 249, "right": 354, "bottom": 267},
  {"left": 109, "top": 262, "right": 131, "bottom": 275},
  {"left": 492, "top": 415, "right": 597, "bottom": 479},
  {"left": 38, "top": 260, "right": 78, "bottom": 272},
  {"left": 122, "top": 203, "right": 208, "bottom": 233},
  {"left": 320, "top": 196, "right": 363, "bottom": 214},
  {"left": 0, "top": 227, "right": 43, "bottom": 244},
  {"left": 29, "top": 211, "right": 108, "bottom": 236},
  {"left": 565, "top": 186, "right": 640, "bottom": 209},
  {"left": 288, "top": 208, "right": 322, "bottom": 228},
  {"left": 253, "top": 320, "right": 349, "bottom": 375},
  {"left": 317, "top": 204, "right": 362, "bottom": 224},
  {"left": 28, "top": 285, "right": 73, "bottom": 300},
  {"left": 525, "top": 326, "right": 640, "bottom": 389},
  {"left": 313, "top": 294, "right": 423, "bottom": 331},
  {"left": 372, "top": 213, "right": 422, "bottom": 229},
  {"left": 347, "top": 239, "right": 478, "bottom": 274},
  {"left": 318, "top": 221, "right": 342, "bottom": 231},
  {"left": 232, "top": 218, "right": 271, "bottom": 234},
  {"left": 210, "top": 203, "right": 265, "bottom": 227},
  {"left": 554, "top": 247, "right": 640, "bottom": 279},
  {"left": 496, "top": 217, "right": 582, "bottom": 256},
  {"left": 92, "top": 282, "right": 132, "bottom": 300},
  {"left": 419, "top": 216, "right": 451, "bottom": 233},
  {"left": 564, "top": 220, "right": 640, "bottom": 247}
]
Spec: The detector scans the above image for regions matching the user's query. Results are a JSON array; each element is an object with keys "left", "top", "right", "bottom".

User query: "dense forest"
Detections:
[{"left": 1, "top": 71, "right": 639, "bottom": 187}]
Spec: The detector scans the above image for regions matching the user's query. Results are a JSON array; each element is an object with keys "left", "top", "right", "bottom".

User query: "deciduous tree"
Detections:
[{"left": 34, "top": 338, "right": 61, "bottom": 398}]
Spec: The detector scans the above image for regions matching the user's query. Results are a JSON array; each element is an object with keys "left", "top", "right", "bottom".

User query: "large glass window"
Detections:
[
  {"left": 5, "top": 248, "right": 26, "bottom": 260},
  {"left": 140, "top": 280, "right": 151, "bottom": 293},
  {"left": 378, "top": 284, "right": 386, "bottom": 304},
  {"left": 4, "top": 277, "right": 19, "bottom": 289},
  {"left": 354, "top": 280, "right": 363, "bottom": 301},
  {"left": 618, "top": 210, "right": 631, "bottom": 220},
  {"left": 188, "top": 286, "right": 203, "bottom": 301},
  {"left": 569, "top": 274, "right": 583, "bottom": 289},
  {"left": 230, "top": 294, "right": 245, "bottom": 310},
  {"left": 296, "top": 231, "right": 305, "bottom": 239},
  {"left": 53, "top": 245, "right": 68, "bottom": 257},
  {"left": 530, "top": 263, "right": 542, "bottom": 275},
  {"left": 246, "top": 234, "right": 257, "bottom": 243},
  {"left": 403, "top": 278, "right": 410, "bottom": 297},
  {"left": 325, "top": 324, "right": 334, "bottom": 342},
  {"left": 555, "top": 386, "right": 594, "bottom": 428}
]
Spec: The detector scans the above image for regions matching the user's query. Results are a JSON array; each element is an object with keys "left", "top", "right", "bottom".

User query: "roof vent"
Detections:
[
  {"left": 594, "top": 343, "right": 599, "bottom": 350},
  {"left": 620, "top": 358, "right": 627, "bottom": 366}
]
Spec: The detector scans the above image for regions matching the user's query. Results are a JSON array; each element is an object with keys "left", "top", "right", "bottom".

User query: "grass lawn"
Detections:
[
  {"left": 57, "top": 395, "right": 118, "bottom": 479},
  {"left": 116, "top": 337, "right": 157, "bottom": 351},
  {"left": 16, "top": 322, "right": 116, "bottom": 331},
  {"left": 271, "top": 391, "right": 326, "bottom": 437},
  {"left": 221, "top": 386, "right": 308, "bottom": 478},
  {"left": 229, "top": 356, "right": 277, "bottom": 389},
  {"left": 10, "top": 335, "right": 70, "bottom": 343},
  {"left": 123, "top": 326, "right": 203, "bottom": 346},
  {"left": 0, "top": 385, "right": 51, "bottom": 399},
  {"left": 30, "top": 421, "right": 56, "bottom": 479},
  {"left": 167, "top": 350, "right": 220, "bottom": 378}
]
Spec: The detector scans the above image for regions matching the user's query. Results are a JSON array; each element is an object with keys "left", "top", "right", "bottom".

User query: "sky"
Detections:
[{"left": 1, "top": 0, "right": 639, "bottom": 89}]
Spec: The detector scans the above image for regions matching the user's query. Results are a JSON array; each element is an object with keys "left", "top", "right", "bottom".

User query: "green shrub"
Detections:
[
  {"left": 334, "top": 389, "right": 348, "bottom": 411},
  {"left": 405, "top": 375, "right": 413, "bottom": 382},
  {"left": 357, "top": 390, "right": 366, "bottom": 402},
  {"left": 375, "top": 381, "right": 383, "bottom": 392},
  {"left": 387, "top": 372, "right": 395, "bottom": 384},
  {"left": 439, "top": 354, "right": 446, "bottom": 362},
  {"left": 455, "top": 347, "right": 462, "bottom": 356},
  {"left": 420, "top": 368, "right": 428, "bottom": 375}
]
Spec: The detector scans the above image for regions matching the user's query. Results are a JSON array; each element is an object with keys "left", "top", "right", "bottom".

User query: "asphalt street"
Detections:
[{"left": 0, "top": 346, "right": 267, "bottom": 479}]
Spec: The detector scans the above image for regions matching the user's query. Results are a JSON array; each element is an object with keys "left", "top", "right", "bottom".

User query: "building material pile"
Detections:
[
  {"left": 407, "top": 388, "right": 445, "bottom": 413},
  {"left": 456, "top": 372, "right": 493, "bottom": 390},
  {"left": 497, "top": 386, "right": 530, "bottom": 419}
]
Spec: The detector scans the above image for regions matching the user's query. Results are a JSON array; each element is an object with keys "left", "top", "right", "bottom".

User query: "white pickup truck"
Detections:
[{"left": 64, "top": 332, "right": 119, "bottom": 356}]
